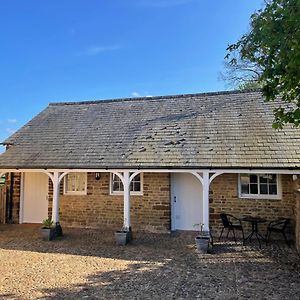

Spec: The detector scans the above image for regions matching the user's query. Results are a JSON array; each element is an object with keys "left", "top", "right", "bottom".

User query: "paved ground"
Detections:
[{"left": 0, "top": 225, "right": 300, "bottom": 300}]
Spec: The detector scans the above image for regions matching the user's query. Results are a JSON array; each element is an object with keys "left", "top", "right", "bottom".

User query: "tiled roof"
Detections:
[{"left": 0, "top": 90, "right": 299, "bottom": 169}]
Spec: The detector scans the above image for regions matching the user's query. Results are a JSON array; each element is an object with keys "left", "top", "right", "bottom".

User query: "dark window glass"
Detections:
[
  {"left": 250, "top": 184, "right": 258, "bottom": 194},
  {"left": 260, "top": 184, "right": 268, "bottom": 194},
  {"left": 134, "top": 182, "right": 141, "bottom": 192},
  {"left": 269, "top": 175, "right": 277, "bottom": 184},
  {"left": 241, "top": 184, "right": 249, "bottom": 194},
  {"left": 259, "top": 175, "right": 268, "bottom": 184},
  {"left": 250, "top": 175, "right": 258, "bottom": 183},
  {"left": 269, "top": 184, "right": 277, "bottom": 195}
]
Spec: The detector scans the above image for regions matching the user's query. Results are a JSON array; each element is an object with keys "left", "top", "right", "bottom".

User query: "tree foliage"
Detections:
[{"left": 225, "top": 0, "right": 300, "bottom": 128}]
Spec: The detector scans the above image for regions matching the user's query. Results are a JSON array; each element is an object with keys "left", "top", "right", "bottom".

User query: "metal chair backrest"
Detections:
[
  {"left": 220, "top": 213, "right": 231, "bottom": 228},
  {"left": 270, "top": 218, "right": 290, "bottom": 230}
]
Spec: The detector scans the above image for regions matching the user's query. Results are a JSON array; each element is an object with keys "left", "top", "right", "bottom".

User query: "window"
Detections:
[
  {"left": 110, "top": 173, "right": 143, "bottom": 195},
  {"left": 64, "top": 172, "right": 87, "bottom": 195},
  {"left": 239, "top": 174, "right": 281, "bottom": 199},
  {"left": 0, "top": 175, "right": 5, "bottom": 186}
]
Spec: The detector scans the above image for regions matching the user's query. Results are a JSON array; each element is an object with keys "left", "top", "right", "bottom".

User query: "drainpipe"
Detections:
[{"left": 7, "top": 173, "right": 14, "bottom": 223}]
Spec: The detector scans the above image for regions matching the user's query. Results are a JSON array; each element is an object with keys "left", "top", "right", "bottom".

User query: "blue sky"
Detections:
[{"left": 0, "top": 0, "right": 263, "bottom": 150}]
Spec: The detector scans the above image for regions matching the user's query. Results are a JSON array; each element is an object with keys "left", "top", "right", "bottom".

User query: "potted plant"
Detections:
[
  {"left": 115, "top": 226, "right": 132, "bottom": 246},
  {"left": 194, "top": 223, "right": 210, "bottom": 253},
  {"left": 40, "top": 218, "right": 55, "bottom": 241}
]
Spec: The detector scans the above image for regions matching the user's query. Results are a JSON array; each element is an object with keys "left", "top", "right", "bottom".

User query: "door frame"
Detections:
[
  {"left": 171, "top": 173, "right": 203, "bottom": 231},
  {"left": 19, "top": 173, "right": 24, "bottom": 224}
]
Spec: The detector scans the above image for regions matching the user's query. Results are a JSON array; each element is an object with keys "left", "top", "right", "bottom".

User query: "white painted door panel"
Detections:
[
  {"left": 23, "top": 173, "right": 48, "bottom": 223},
  {"left": 171, "top": 173, "right": 202, "bottom": 230}
]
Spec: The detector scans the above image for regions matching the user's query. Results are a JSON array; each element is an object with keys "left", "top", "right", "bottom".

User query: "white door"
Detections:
[
  {"left": 171, "top": 173, "right": 203, "bottom": 230},
  {"left": 23, "top": 173, "right": 49, "bottom": 223}
]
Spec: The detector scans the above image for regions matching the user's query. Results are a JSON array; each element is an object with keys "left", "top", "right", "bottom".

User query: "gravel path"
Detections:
[{"left": 0, "top": 224, "right": 300, "bottom": 299}]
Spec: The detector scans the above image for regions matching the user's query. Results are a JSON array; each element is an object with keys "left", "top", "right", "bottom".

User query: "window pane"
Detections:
[
  {"left": 134, "top": 182, "right": 141, "bottom": 192},
  {"left": 250, "top": 175, "right": 258, "bottom": 183},
  {"left": 260, "top": 184, "right": 268, "bottom": 194},
  {"left": 250, "top": 184, "right": 258, "bottom": 194},
  {"left": 113, "top": 181, "right": 120, "bottom": 191},
  {"left": 133, "top": 174, "right": 140, "bottom": 182},
  {"left": 241, "top": 184, "right": 249, "bottom": 194},
  {"left": 259, "top": 175, "right": 268, "bottom": 184},
  {"left": 240, "top": 174, "right": 250, "bottom": 185},
  {"left": 269, "top": 184, "right": 277, "bottom": 195},
  {"left": 112, "top": 173, "right": 141, "bottom": 193},
  {"left": 79, "top": 175, "right": 85, "bottom": 191},
  {"left": 66, "top": 173, "right": 86, "bottom": 193},
  {"left": 269, "top": 174, "right": 277, "bottom": 184}
]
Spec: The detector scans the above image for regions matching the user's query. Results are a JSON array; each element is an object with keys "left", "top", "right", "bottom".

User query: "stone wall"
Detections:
[
  {"left": 3, "top": 172, "right": 21, "bottom": 223},
  {"left": 295, "top": 193, "right": 300, "bottom": 252},
  {"left": 209, "top": 174, "right": 296, "bottom": 237},
  {"left": 4, "top": 171, "right": 298, "bottom": 242},
  {"left": 50, "top": 172, "right": 171, "bottom": 233}
]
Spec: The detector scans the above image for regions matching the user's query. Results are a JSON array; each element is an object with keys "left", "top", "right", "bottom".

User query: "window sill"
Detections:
[
  {"left": 63, "top": 192, "right": 87, "bottom": 196},
  {"left": 110, "top": 192, "right": 143, "bottom": 196},
  {"left": 239, "top": 194, "right": 281, "bottom": 200}
]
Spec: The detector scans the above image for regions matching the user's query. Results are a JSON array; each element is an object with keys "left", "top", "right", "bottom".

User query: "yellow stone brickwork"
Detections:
[
  {"left": 295, "top": 193, "right": 300, "bottom": 252},
  {"left": 4, "top": 172, "right": 298, "bottom": 242},
  {"left": 49, "top": 172, "right": 171, "bottom": 233},
  {"left": 209, "top": 174, "right": 296, "bottom": 236}
]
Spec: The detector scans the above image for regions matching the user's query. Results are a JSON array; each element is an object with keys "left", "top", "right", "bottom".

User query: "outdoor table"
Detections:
[{"left": 242, "top": 216, "right": 266, "bottom": 248}]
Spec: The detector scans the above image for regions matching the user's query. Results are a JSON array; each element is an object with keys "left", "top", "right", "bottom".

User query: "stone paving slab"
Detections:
[{"left": 0, "top": 224, "right": 299, "bottom": 299}]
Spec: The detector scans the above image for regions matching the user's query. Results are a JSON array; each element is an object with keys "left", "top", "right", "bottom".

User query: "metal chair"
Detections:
[
  {"left": 265, "top": 218, "right": 290, "bottom": 246},
  {"left": 219, "top": 213, "right": 245, "bottom": 244}
]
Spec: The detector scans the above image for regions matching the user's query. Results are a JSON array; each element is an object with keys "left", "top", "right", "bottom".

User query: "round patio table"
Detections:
[{"left": 242, "top": 216, "right": 266, "bottom": 248}]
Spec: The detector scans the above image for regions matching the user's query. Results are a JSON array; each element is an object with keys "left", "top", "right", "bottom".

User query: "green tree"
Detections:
[{"left": 225, "top": 0, "right": 300, "bottom": 128}]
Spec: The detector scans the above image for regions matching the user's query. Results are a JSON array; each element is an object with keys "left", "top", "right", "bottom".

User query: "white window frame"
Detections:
[
  {"left": 64, "top": 172, "right": 87, "bottom": 195},
  {"left": 238, "top": 173, "right": 282, "bottom": 200},
  {"left": 110, "top": 173, "right": 143, "bottom": 196}
]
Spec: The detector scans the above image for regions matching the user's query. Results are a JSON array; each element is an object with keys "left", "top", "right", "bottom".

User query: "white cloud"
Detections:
[
  {"left": 7, "top": 118, "right": 17, "bottom": 124},
  {"left": 131, "top": 92, "right": 141, "bottom": 97},
  {"left": 137, "top": 0, "right": 194, "bottom": 8},
  {"left": 78, "top": 45, "right": 122, "bottom": 56},
  {"left": 131, "top": 91, "right": 153, "bottom": 98}
]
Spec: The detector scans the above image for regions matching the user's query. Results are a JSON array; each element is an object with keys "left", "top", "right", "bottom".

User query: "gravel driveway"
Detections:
[{"left": 0, "top": 224, "right": 300, "bottom": 300}]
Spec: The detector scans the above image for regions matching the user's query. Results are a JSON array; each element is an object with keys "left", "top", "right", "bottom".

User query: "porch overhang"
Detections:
[{"left": 1, "top": 167, "right": 300, "bottom": 236}]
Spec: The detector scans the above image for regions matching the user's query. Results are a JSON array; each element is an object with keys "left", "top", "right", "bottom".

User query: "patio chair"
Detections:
[
  {"left": 265, "top": 218, "right": 290, "bottom": 246},
  {"left": 219, "top": 213, "right": 245, "bottom": 244}
]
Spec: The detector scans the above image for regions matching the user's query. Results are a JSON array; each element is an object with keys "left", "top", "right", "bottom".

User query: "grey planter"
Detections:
[
  {"left": 115, "top": 230, "right": 130, "bottom": 246},
  {"left": 195, "top": 236, "right": 210, "bottom": 253},
  {"left": 40, "top": 228, "right": 55, "bottom": 241}
]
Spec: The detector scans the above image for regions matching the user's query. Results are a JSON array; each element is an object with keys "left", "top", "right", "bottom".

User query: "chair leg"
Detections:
[
  {"left": 266, "top": 230, "right": 271, "bottom": 246},
  {"left": 282, "top": 231, "right": 289, "bottom": 247},
  {"left": 226, "top": 229, "right": 230, "bottom": 238},
  {"left": 241, "top": 228, "right": 245, "bottom": 245},
  {"left": 232, "top": 229, "right": 237, "bottom": 243},
  {"left": 219, "top": 227, "right": 224, "bottom": 241}
]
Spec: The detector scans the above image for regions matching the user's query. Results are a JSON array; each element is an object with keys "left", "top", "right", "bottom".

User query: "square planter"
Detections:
[
  {"left": 40, "top": 227, "right": 56, "bottom": 241},
  {"left": 115, "top": 230, "right": 131, "bottom": 246},
  {"left": 195, "top": 236, "right": 210, "bottom": 253}
]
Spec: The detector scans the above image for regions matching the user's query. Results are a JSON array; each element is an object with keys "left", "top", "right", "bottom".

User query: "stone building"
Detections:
[{"left": 0, "top": 90, "right": 299, "bottom": 246}]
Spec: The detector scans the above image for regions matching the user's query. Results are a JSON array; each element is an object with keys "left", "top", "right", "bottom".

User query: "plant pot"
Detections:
[
  {"left": 115, "top": 230, "right": 130, "bottom": 246},
  {"left": 40, "top": 227, "right": 56, "bottom": 241},
  {"left": 195, "top": 236, "right": 210, "bottom": 253}
]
